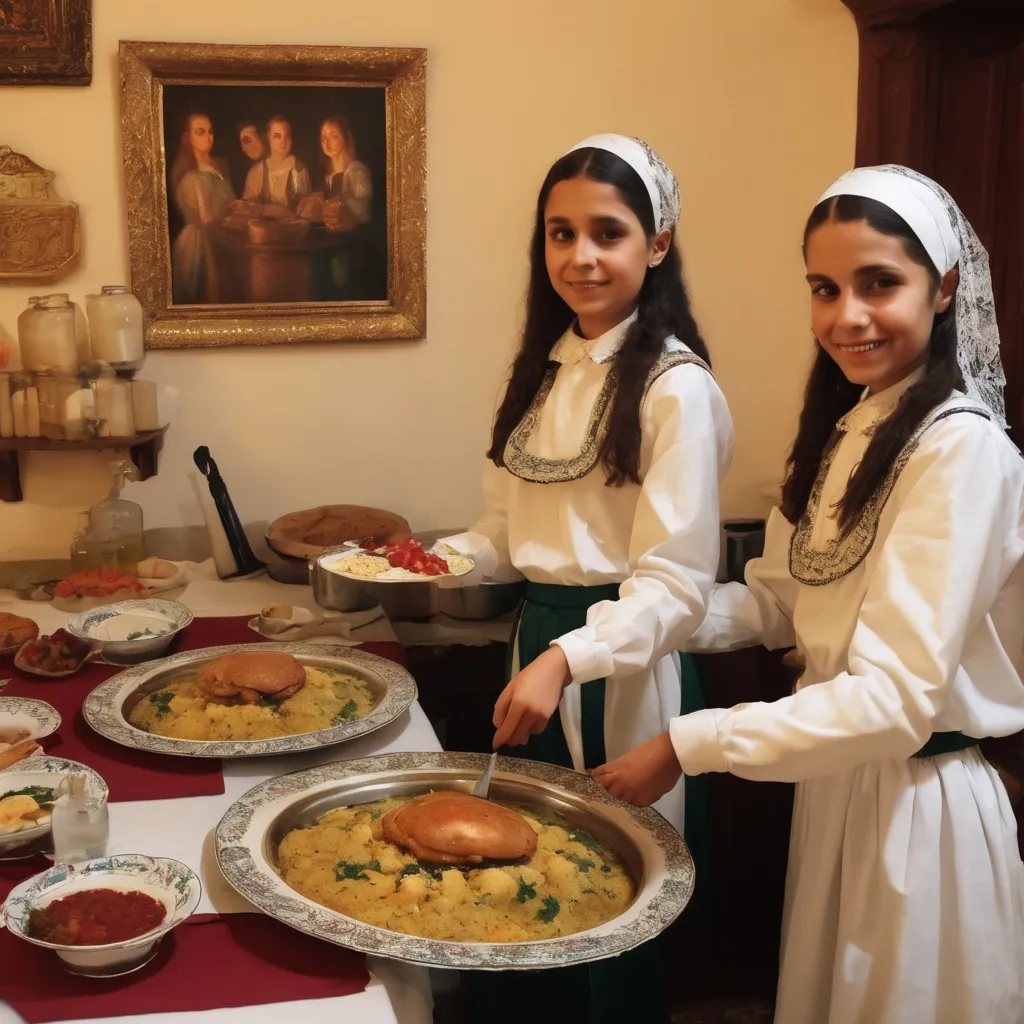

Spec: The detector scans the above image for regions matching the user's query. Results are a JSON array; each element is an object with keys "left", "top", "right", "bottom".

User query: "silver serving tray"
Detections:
[
  {"left": 82, "top": 643, "right": 417, "bottom": 759},
  {"left": 215, "top": 751, "right": 694, "bottom": 970}
]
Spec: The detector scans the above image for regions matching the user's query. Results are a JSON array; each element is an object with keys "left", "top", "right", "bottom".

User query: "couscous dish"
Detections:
[
  {"left": 127, "top": 665, "right": 375, "bottom": 741},
  {"left": 278, "top": 795, "right": 635, "bottom": 941}
]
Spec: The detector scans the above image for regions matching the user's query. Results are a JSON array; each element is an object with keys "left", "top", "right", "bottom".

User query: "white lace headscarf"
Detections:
[
  {"left": 565, "top": 134, "right": 681, "bottom": 233},
  {"left": 818, "top": 165, "right": 1006, "bottom": 426}
]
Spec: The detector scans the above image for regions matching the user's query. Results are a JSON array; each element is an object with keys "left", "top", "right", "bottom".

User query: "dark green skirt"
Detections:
[{"left": 469, "top": 581, "right": 707, "bottom": 1024}]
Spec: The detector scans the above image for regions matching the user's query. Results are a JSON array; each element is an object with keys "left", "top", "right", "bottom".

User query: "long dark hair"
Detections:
[
  {"left": 780, "top": 194, "right": 961, "bottom": 529},
  {"left": 486, "top": 147, "right": 710, "bottom": 486}
]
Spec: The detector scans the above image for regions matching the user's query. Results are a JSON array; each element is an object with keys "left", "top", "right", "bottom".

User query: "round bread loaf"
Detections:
[
  {"left": 196, "top": 651, "right": 306, "bottom": 703},
  {"left": 267, "top": 505, "right": 411, "bottom": 561},
  {"left": 381, "top": 791, "right": 538, "bottom": 865},
  {"left": 0, "top": 612, "right": 38, "bottom": 655}
]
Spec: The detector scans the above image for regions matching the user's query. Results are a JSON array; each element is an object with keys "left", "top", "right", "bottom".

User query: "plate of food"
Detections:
[
  {"left": 82, "top": 643, "right": 417, "bottom": 758},
  {"left": 46, "top": 561, "right": 189, "bottom": 614},
  {"left": 14, "top": 629, "right": 95, "bottom": 678},
  {"left": 214, "top": 751, "right": 694, "bottom": 970},
  {"left": 323, "top": 538, "right": 474, "bottom": 583},
  {"left": 0, "top": 756, "right": 107, "bottom": 857},
  {"left": 0, "top": 611, "right": 39, "bottom": 657},
  {"left": 0, "top": 697, "right": 61, "bottom": 768}
]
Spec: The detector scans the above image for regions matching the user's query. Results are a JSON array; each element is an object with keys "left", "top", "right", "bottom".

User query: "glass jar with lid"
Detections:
[
  {"left": 17, "top": 294, "right": 80, "bottom": 375},
  {"left": 86, "top": 286, "right": 144, "bottom": 370}
]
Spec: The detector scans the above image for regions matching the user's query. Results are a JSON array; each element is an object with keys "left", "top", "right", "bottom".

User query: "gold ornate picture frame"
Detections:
[
  {"left": 0, "top": 0, "right": 92, "bottom": 85},
  {"left": 119, "top": 41, "right": 426, "bottom": 348}
]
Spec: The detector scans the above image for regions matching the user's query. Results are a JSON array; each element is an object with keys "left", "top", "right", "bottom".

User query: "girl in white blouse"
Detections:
[
  {"left": 593, "top": 166, "right": 1024, "bottom": 1024},
  {"left": 443, "top": 134, "right": 733, "bottom": 1024}
]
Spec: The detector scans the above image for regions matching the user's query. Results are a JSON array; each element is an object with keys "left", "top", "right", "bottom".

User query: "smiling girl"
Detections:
[
  {"left": 443, "top": 134, "right": 733, "bottom": 1022},
  {"left": 593, "top": 165, "right": 1024, "bottom": 1024}
]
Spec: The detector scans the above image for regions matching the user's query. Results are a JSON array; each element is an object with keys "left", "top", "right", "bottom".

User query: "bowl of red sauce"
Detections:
[{"left": 2, "top": 854, "right": 201, "bottom": 976}]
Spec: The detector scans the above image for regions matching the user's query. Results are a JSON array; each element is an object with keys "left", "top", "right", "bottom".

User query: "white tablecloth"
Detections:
[{"left": 0, "top": 578, "right": 439, "bottom": 1024}]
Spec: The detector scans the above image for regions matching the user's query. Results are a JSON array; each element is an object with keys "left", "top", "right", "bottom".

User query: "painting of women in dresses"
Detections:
[{"left": 162, "top": 85, "right": 387, "bottom": 306}]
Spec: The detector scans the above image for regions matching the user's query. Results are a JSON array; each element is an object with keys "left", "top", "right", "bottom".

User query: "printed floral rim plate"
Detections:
[
  {"left": 0, "top": 696, "right": 61, "bottom": 744},
  {"left": 214, "top": 751, "right": 694, "bottom": 971},
  {"left": 82, "top": 643, "right": 417, "bottom": 759}
]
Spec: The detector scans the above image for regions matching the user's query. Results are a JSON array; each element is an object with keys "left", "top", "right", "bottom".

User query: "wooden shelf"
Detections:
[{"left": 0, "top": 426, "right": 169, "bottom": 502}]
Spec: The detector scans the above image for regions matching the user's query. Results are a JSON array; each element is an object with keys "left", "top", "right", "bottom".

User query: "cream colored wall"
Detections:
[{"left": 0, "top": 0, "right": 858, "bottom": 560}]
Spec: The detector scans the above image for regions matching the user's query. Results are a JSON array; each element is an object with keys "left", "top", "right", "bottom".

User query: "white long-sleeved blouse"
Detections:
[{"left": 677, "top": 378, "right": 1024, "bottom": 783}]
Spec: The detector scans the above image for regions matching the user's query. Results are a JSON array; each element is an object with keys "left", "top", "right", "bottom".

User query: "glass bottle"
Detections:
[
  {"left": 87, "top": 459, "right": 148, "bottom": 573},
  {"left": 51, "top": 774, "right": 109, "bottom": 865}
]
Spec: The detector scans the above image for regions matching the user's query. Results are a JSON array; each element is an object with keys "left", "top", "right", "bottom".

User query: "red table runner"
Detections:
[
  {"left": 0, "top": 912, "right": 370, "bottom": 1021},
  {"left": 2, "top": 615, "right": 407, "bottom": 802}
]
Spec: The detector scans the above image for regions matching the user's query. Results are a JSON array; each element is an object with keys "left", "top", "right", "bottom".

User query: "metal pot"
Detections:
[
  {"left": 309, "top": 546, "right": 524, "bottom": 622},
  {"left": 436, "top": 578, "right": 524, "bottom": 620}
]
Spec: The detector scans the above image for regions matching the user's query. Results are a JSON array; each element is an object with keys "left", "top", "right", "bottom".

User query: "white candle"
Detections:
[
  {"left": 24, "top": 387, "right": 40, "bottom": 437},
  {"left": 0, "top": 375, "right": 13, "bottom": 438},
  {"left": 11, "top": 388, "right": 26, "bottom": 438},
  {"left": 94, "top": 378, "right": 134, "bottom": 437},
  {"left": 131, "top": 380, "right": 159, "bottom": 431},
  {"left": 189, "top": 470, "right": 238, "bottom": 579}
]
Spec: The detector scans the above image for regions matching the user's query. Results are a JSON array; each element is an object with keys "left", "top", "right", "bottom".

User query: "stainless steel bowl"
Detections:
[
  {"left": 310, "top": 546, "right": 524, "bottom": 621},
  {"left": 436, "top": 579, "right": 524, "bottom": 620},
  {"left": 215, "top": 751, "right": 693, "bottom": 970}
]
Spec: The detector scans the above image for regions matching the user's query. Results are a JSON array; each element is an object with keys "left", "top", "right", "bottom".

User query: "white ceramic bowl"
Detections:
[
  {"left": 2, "top": 854, "right": 202, "bottom": 976},
  {"left": 66, "top": 599, "right": 193, "bottom": 665},
  {"left": 0, "top": 757, "right": 107, "bottom": 856}
]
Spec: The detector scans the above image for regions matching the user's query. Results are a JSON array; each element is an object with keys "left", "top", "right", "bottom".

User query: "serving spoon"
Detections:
[{"left": 472, "top": 751, "right": 498, "bottom": 800}]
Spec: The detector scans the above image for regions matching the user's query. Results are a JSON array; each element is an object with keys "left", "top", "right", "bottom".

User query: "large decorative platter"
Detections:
[
  {"left": 215, "top": 751, "right": 694, "bottom": 970},
  {"left": 82, "top": 643, "right": 417, "bottom": 759}
]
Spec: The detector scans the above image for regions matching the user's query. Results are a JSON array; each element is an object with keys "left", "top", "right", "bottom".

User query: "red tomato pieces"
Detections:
[{"left": 359, "top": 537, "right": 450, "bottom": 577}]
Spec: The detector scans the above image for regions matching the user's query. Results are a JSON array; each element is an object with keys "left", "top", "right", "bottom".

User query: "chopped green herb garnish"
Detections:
[
  {"left": 149, "top": 691, "right": 174, "bottom": 716},
  {"left": 335, "top": 858, "right": 381, "bottom": 881},
  {"left": 536, "top": 896, "right": 560, "bottom": 923},
  {"left": 515, "top": 878, "right": 537, "bottom": 904},
  {"left": 126, "top": 628, "right": 159, "bottom": 641},
  {"left": 332, "top": 699, "right": 360, "bottom": 724},
  {"left": 0, "top": 785, "right": 55, "bottom": 804},
  {"left": 568, "top": 828, "right": 604, "bottom": 856},
  {"left": 601, "top": 887, "right": 617, "bottom": 900},
  {"left": 556, "top": 850, "right": 596, "bottom": 873},
  {"left": 600, "top": 865, "right": 612, "bottom": 874}
]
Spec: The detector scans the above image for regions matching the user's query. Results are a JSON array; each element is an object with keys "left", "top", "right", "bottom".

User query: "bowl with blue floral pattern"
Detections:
[{"left": 66, "top": 599, "right": 193, "bottom": 665}]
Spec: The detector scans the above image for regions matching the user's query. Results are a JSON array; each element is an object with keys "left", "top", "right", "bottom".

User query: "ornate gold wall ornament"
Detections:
[{"left": 0, "top": 145, "right": 81, "bottom": 281}]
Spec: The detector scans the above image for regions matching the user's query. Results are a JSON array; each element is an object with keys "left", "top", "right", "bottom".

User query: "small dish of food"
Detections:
[
  {"left": 0, "top": 696, "right": 62, "bottom": 770},
  {"left": 2, "top": 854, "right": 201, "bottom": 976},
  {"left": 0, "top": 757, "right": 106, "bottom": 856},
  {"left": 0, "top": 612, "right": 39, "bottom": 658},
  {"left": 326, "top": 538, "right": 474, "bottom": 583},
  {"left": 66, "top": 599, "right": 193, "bottom": 665},
  {"left": 14, "top": 629, "right": 94, "bottom": 678}
]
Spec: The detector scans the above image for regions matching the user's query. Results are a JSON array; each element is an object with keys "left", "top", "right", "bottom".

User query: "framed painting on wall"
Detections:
[
  {"left": 0, "top": 0, "right": 91, "bottom": 85},
  {"left": 119, "top": 41, "right": 426, "bottom": 348}
]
